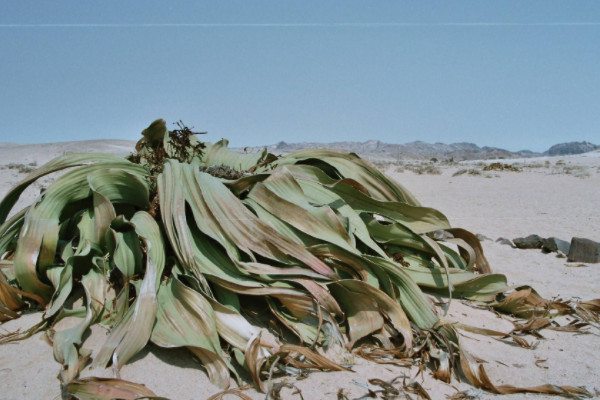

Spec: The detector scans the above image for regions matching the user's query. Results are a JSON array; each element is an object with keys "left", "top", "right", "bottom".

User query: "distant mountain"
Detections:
[
  {"left": 544, "top": 141, "right": 599, "bottom": 156},
  {"left": 262, "top": 139, "right": 599, "bottom": 161},
  {"left": 1, "top": 138, "right": 597, "bottom": 165},
  {"left": 265, "top": 140, "right": 540, "bottom": 161}
]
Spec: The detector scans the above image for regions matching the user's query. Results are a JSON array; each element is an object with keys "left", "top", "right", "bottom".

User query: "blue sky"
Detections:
[{"left": 1, "top": 1, "right": 599, "bottom": 151}]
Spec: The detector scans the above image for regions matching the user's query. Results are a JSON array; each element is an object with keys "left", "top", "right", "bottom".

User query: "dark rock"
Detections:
[
  {"left": 513, "top": 234, "right": 544, "bottom": 249},
  {"left": 541, "top": 237, "right": 571, "bottom": 254},
  {"left": 496, "top": 237, "right": 516, "bottom": 248},
  {"left": 568, "top": 237, "right": 600, "bottom": 263}
]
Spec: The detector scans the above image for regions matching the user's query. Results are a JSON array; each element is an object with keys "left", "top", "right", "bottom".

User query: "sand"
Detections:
[{"left": 1, "top": 144, "right": 599, "bottom": 399}]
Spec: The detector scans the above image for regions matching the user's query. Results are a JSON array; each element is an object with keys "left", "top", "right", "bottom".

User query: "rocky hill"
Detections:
[
  {"left": 1, "top": 138, "right": 597, "bottom": 165},
  {"left": 544, "top": 141, "right": 599, "bottom": 156},
  {"left": 265, "top": 140, "right": 540, "bottom": 161}
]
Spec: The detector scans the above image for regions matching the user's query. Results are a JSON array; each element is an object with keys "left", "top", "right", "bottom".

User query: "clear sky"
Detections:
[{"left": 1, "top": 1, "right": 599, "bottom": 151}]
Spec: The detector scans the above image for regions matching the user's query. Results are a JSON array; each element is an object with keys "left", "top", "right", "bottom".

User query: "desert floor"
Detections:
[{"left": 1, "top": 144, "right": 599, "bottom": 400}]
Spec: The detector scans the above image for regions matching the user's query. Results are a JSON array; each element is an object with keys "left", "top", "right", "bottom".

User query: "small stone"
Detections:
[
  {"left": 513, "top": 234, "right": 544, "bottom": 249},
  {"left": 568, "top": 237, "right": 600, "bottom": 263},
  {"left": 433, "top": 230, "right": 454, "bottom": 240},
  {"left": 541, "top": 237, "right": 571, "bottom": 254},
  {"left": 476, "top": 233, "right": 492, "bottom": 241},
  {"left": 496, "top": 237, "right": 516, "bottom": 248}
]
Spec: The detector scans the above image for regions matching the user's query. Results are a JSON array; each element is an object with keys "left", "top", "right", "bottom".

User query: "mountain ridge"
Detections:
[
  {"left": 1, "top": 139, "right": 597, "bottom": 163},
  {"left": 259, "top": 140, "right": 598, "bottom": 161}
]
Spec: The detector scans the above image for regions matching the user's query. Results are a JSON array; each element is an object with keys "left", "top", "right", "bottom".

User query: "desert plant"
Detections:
[
  {"left": 411, "top": 162, "right": 442, "bottom": 175},
  {"left": 5, "top": 163, "right": 37, "bottom": 174},
  {"left": 452, "top": 168, "right": 482, "bottom": 177},
  {"left": 396, "top": 162, "right": 441, "bottom": 175},
  {"left": 482, "top": 162, "right": 521, "bottom": 172},
  {"left": 0, "top": 120, "right": 597, "bottom": 399}
]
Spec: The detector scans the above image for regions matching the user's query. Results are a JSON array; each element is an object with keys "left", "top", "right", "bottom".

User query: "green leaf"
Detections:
[
  {"left": 13, "top": 163, "right": 148, "bottom": 298},
  {"left": 0, "top": 153, "right": 138, "bottom": 224},
  {"left": 202, "top": 139, "right": 276, "bottom": 172},
  {"left": 329, "top": 181, "right": 450, "bottom": 235},
  {"left": 92, "top": 212, "right": 164, "bottom": 369},
  {"left": 151, "top": 277, "right": 231, "bottom": 388},
  {"left": 275, "top": 148, "right": 420, "bottom": 204},
  {"left": 329, "top": 279, "right": 413, "bottom": 349}
]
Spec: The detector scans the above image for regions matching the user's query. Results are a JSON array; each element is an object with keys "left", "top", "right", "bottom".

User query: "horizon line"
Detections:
[{"left": 1, "top": 22, "right": 600, "bottom": 28}]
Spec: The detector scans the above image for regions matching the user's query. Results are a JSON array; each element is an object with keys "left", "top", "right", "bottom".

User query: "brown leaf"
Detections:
[
  {"left": 512, "top": 317, "right": 550, "bottom": 334},
  {"left": 268, "top": 382, "right": 305, "bottom": 400},
  {"left": 459, "top": 346, "right": 592, "bottom": 398},
  {"left": 66, "top": 377, "right": 157, "bottom": 400},
  {"left": 397, "top": 377, "right": 432, "bottom": 400},
  {"left": 278, "top": 344, "right": 349, "bottom": 372},
  {"left": 245, "top": 333, "right": 270, "bottom": 392},
  {"left": 446, "top": 388, "right": 483, "bottom": 399},
  {"left": 430, "top": 347, "right": 451, "bottom": 383},
  {"left": 337, "top": 388, "right": 350, "bottom": 400},
  {"left": 354, "top": 345, "right": 412, "bottom": 366},
  {"left": 510, "top": 335, "right": 537, "bottom": 349},
  {"left": 206, "top": 386, "right": 253, "bottom": 400},
  {"left": 368, "top": 378, "right": 401, "bottom": 396}
]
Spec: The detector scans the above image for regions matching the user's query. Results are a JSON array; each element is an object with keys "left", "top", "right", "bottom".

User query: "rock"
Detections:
[
  {"left": 541, "top": 237, "right": 570, "bottom": 254},
  {"left": 433, "top": 230, "right": 454, "bottom": 240},
  {"left": 476, "top": 233, "right": 492, "bottom": 241},
  {"left": 496, "top": 237, "right": 516, "bottom": 248},
  {"left": 567, "top": 237, "right": 600, "bottom": 263},
  {"left": 556, "top": 251, "right": 567, "bottom": 258},
  {"left": 513, "top": 234, "right": 544, "bottom": 249}
]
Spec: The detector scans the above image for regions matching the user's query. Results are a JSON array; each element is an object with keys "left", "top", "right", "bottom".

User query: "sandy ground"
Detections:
[{"left": 1, "top": 144, "right": 599, "bottom": 400}]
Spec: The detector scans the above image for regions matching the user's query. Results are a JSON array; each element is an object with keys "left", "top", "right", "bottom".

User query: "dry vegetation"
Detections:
[
  {"left": 383, "top": 157, "right": 598, "bottom": 181},
  {"left": 1, "top": 162, "right": 37, "bottom": 174}
]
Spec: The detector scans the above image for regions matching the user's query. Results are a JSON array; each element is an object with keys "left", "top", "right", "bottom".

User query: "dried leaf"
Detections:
[
  {"left": 268, "top": 382, "right": 305, "bottom": 400},
  {"left": 369, "top": 378, "right": 402, "bottom": 397},
  {"left": 66, "top": 377, "right": 157, "bottom": 400},
  {"left": 355, "top": 345, "right": 412, "bottom": 366},
  {"left": 206, "top": 386, "right": 253, "bottom": 400},
  {"left": 459, "top": 346, "right": 592, "bottom": 397},
  {"left": 277, "top": 344, "right": 349, "bottom": 372}
]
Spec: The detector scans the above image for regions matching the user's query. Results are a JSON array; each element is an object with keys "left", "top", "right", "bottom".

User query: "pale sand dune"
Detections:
[
  {"left": 1, "top": 145, "right": 599, "bottom": 399},
  {"left": 0, "top": 140, "right": 135, "bottom": 166}
]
